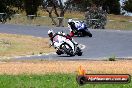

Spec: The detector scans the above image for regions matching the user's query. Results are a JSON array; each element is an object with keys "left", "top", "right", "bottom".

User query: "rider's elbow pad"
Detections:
[{"left": 70, "top": 31, "right": 74, "bottom": 37}]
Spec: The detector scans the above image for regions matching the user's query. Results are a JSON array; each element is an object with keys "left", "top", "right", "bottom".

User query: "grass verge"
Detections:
[
  {"left": 0, "top": 33, "right": 55, "bottom": 58},
  {"left": 0, "top": 74, "right": 131, "bottom": 88},
  {"left": 6, "top": 11, "right": 132, "bottom": 30},
  {"left": 0, "top": 60, "right": 131, "bottom": 88}
]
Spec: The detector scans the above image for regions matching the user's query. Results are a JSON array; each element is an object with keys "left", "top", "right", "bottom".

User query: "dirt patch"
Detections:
[{"left": 0, "top": 60, "right": 132, "bottom": 75}]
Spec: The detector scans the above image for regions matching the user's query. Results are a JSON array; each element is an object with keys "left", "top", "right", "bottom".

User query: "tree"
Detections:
[
  {"left": 70, "top": 0, "right": 120, "bottom": 14},
  {"left": 0, "top": 0, "right": 17, "bottom": 23},
  {"left": 42, "top": 0, "right": 74, "bottom": 27},
  {"left": 123, "top": 0, "right": 132, "bottom": 12},
  {"left": 85, "top": 6, "right": 107, "bottom": 29},
  {"left": 69, "top": 0, "right": 106, "bottom": 11},
  {"left": 103, "top": 0, "right": 120, "bottom": 15},
  {"left": 24, "top": 0, "right": 41, "bottom": 18}
]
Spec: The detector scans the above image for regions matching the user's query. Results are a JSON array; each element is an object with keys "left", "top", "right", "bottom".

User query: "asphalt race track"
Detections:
[{"left": 0, "top": 24, "right": 132, "bottom": 60}]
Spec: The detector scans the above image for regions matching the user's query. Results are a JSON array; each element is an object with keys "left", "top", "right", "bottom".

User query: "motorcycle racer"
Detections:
[
  {"left": 48, "top": 29, "right": 77, "bottom": 47},
  {"left": 48, "top": 29, "right": 82, "bottom": 56},
  {"left": 68, "top": 19, "right": 92, "bottom": 37},
  {"left": 68, "top": 19, "right": 86, "bottom": 36}
]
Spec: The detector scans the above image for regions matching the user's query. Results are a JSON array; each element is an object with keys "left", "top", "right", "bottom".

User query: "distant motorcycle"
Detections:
[
  {"left": 51, "top": 34, "right": 82, "bottom": 56},
  {"left": 72, "top": 22, "right": 92, "bottom": 37}
]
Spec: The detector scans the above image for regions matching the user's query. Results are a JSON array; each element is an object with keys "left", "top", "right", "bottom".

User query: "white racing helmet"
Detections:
[
  {"left": 48, "top": 29, "right": 54, "bottom": 37},
  {"left": 68, "top": 19, "right": 74, "bottom": 23},
  {"left": 48, "top": 29, "right": 53, "bottom": 34}
]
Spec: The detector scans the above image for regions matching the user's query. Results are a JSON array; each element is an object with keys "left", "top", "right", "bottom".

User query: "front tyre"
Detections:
[
  {"left": 76, "top": 47, "right": 82, "bottom": 56},
  {"left": 85, "top": 30, "right": 92, "bottom": 37},
  {"left": 77, "top": 51, "right": 82, "bottom": 56},
  {"left": 61, "top": 44, "right": 75, "bottom": 56},
  {"left": 56, "top": 50, "right": 63, "bottom": 55},
  {"left": 88, "top": 32, "right": 92, "bottom": 37}
]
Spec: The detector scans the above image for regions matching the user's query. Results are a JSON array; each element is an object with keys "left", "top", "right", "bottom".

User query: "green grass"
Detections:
[{"left": 0, "top": 74, "right": 131, "bottom": 88}]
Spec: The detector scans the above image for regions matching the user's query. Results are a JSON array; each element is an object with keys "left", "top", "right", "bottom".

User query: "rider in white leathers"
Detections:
[
  {"left": 48, "top": 29, "right": 77, "bottom": 47},
  {"left": 48, "top": 30, "right": 82, "bottom": 56}
]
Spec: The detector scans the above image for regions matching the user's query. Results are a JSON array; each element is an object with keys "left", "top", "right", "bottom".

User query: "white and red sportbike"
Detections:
[{"left": 51, "top": 34, "right": 82, "bottom": 56}]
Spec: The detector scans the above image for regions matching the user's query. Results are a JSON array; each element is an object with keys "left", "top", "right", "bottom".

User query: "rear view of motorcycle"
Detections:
[{"left": 68, "top": 19, "right": 92, "bottom": 37}]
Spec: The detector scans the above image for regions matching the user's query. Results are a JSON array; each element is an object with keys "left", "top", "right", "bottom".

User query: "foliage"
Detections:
[
  {"left": 109, "top": 56, "right": 116, "bottom": 61},
  {"left": 103, "top": 0, "right": 120, "bottom": 15},
  {"left": 24, "top": 0, "right": 41, "bottom": 16},
  {"left": 42, "top": 0, "right": 74, "bottom": 26},
  {"left": 85, "top": 6, "right": 107, "bottom": 29},
  {"left": 0, "top": 0, "right": 131, "bottom": 25},
  {"left": 70, "top": 0, "right": 120, "bottom": 15},
  {"left": 0, "top": 0, "right": 17, "bottom": 23},
  {"left": 122, "top": 0, "right": 132, "bottom": 12}
]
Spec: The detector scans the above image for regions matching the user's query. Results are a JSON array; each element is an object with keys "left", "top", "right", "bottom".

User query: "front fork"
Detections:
[{"left": 65, "top": 39, "right": 75, "bottom": 52}]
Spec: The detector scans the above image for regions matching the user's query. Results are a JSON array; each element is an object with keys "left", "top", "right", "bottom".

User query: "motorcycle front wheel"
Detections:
[
  {"left": 61, "top": 44, "right": 75, "bottom": 56},
  {"left": 76, "top": 47, "right": 82, "bottom": 56},
  {"left": 85, "top": 30, "right": 92, "bottom": 37}
]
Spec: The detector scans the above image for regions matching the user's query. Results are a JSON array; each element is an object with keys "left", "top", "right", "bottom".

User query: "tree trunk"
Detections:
[
  {"left": 57, "top": 11, "right": 64, "bottom": 27},
  {"left": 49, "top": 13, "right": 57, "bottom": 25},
  {"left": 42, "top": 0, "right": 73, "bottom": 27},
  {"left": 58, "top": 18, "right": 64, "bottom": 27}
]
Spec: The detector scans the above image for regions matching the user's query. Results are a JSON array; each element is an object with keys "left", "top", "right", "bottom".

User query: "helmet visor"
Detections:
[{"left": 48, "top": 33, "right": 53, "bottom": 37}]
